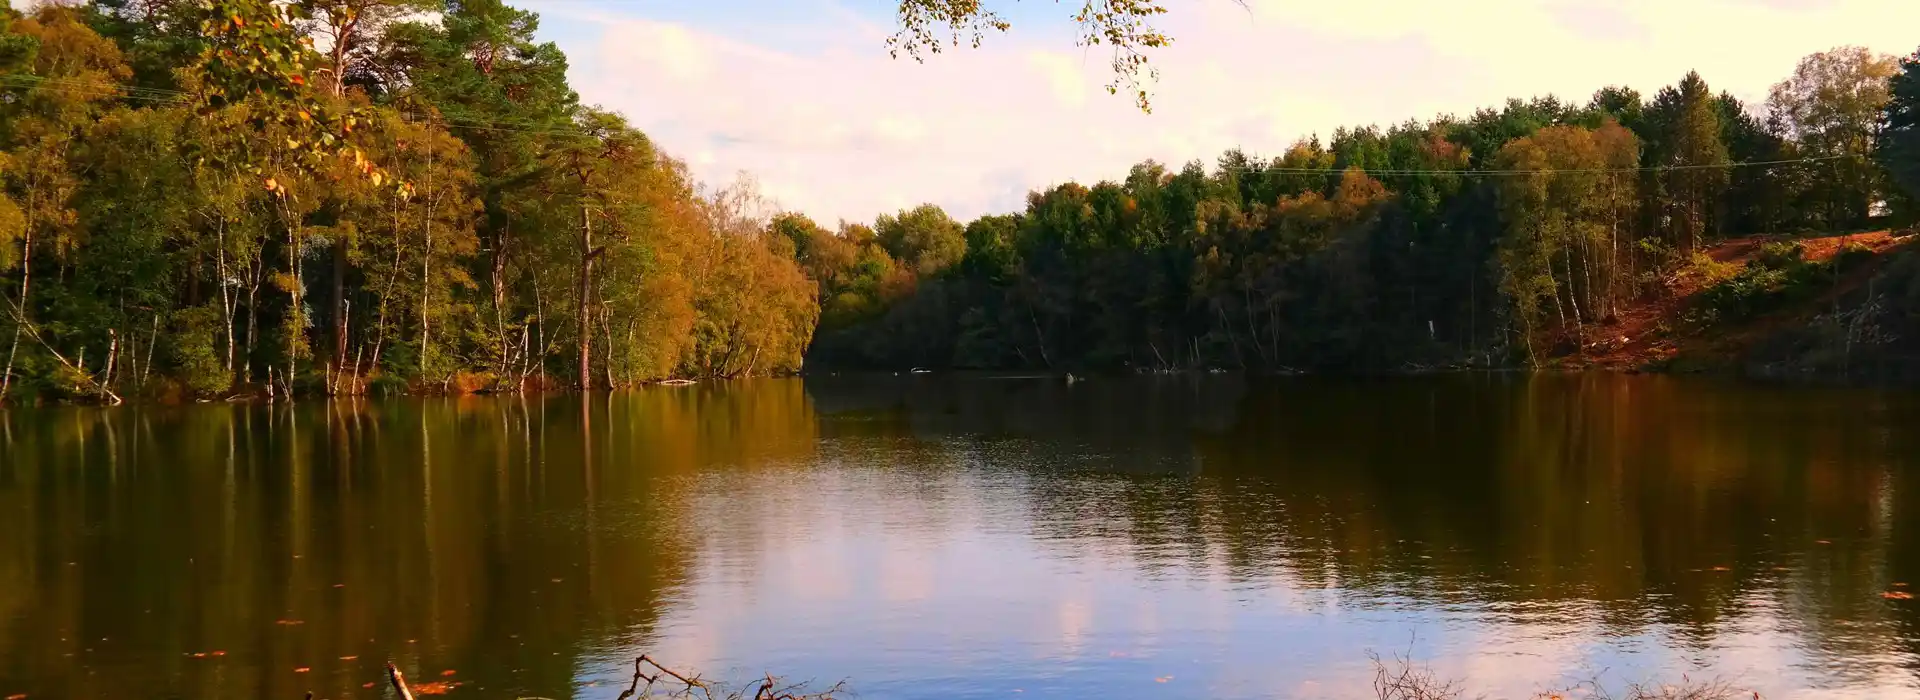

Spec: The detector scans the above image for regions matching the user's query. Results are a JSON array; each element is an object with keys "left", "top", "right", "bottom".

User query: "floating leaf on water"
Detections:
[
  {"left": 1710, "top": 566, "right": 1731, "bottom": 572},
  {"left": 1882, "top": 591, "right": 1914, "bottom": 600},
  {"left": 293, "top": 667, "right": 310, "bottom": 673},
  {"left": 274, "top": 619, "right": 304, "bottom": 625},
  {"left": 340, "top": 656, "right": 358, "bottom": 661},
  {"left": 440, "top": 670, "right": 457, "bottom": 677},
  {"left": 1816, "top": 540, "right": 1832, "bottom": 545},
  {"left": 414, "top": 681, "right": 456, "bottom": 695}
]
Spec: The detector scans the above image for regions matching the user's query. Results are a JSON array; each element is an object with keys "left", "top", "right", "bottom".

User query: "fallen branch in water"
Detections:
[
  {"left": 388, "top": 662, "right": 417, "bottom": 700},
  {"left": 616, "top": 655, "right": 844, "bottom": 700}
]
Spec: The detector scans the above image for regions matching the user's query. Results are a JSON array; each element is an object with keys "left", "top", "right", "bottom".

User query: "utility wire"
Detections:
[{"left": 0, "top": 73, "right": 1868, "bottom": 178}]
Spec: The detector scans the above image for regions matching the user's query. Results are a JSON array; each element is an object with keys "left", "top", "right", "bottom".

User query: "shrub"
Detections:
[
  {"left": 167, "top": 306, "right": 232, "bottom": 397},
  {"left": 1694, "top": 242, "right": 1829, "bottom": 325}
]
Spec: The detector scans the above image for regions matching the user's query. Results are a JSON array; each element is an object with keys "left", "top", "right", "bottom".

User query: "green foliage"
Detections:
[
  {"left": 0, "top": 4, "right": 1916, "bottom": 397},
  {"left": 168, "top": 305, "right": 231, "bottom": 396},
  {"left": 1693, "top": 242, "right": 1831, "bottom": 326},
  {"left": 1883, "top": 47, "right": 1920, "bottom": 212},
  {"left": 0, "top": 0, "right": 819, "bottom": 402},
  {"left": 808, "top": 51, "right": 1916, "bottom": 374}
]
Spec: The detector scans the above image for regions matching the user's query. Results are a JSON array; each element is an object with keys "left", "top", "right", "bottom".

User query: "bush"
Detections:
[
  {"left": 1693, "top": 242, "right": 1829, "bottom": 326},
  {"left": 1757, "top": 240, "right": 1806, "bottom": 268},
  {"left": 166, "top": 306, "right": 232, "bottom": 397},
  {"left": 1837, "top": 241, "right": 1876, "bottom": 270}
]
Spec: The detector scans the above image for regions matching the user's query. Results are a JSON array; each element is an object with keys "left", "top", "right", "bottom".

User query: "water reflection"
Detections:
[{"left": 2, "top": 375, "right": 1919, "bottom": 699}]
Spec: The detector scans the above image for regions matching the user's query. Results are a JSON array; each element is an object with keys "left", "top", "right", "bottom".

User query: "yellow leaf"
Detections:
[{"left": 370, "top": 172, "right": 383, "bottom": 187}]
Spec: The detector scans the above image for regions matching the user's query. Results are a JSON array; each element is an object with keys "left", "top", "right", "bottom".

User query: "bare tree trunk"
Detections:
[
  {"left": 576, "top": 203, "right": 593, "bottom": 392},
  {"left": 600, "top": 302, "right": 615, "bottom": 389},
  {"left": 2, "top": 227, "right": 31, "bottom": 401},
  {"left": 494, "top": 223, "right": 510, "bottom": 374},
  {"left": 218, "top": 220, "right": 236, "bottom": 375},
  {"left": 104, "top": 329, "right": 119, "bottom": 390},
  {"left": 1026, "top": 304, "right": 1052, "bottom": 369},
  {"left": 533, "top": 277, "right": 546, "bottom": 386},
  {"left": 1566, "top": 241, "right": 1586, "bottom": 346},
  {"left": 1243, "top": 287, "right": 1266, "bottom": 367},
  {"left": 244, "top": 252, "right": 261, "bottom": 384},
  {"left": 1607, "top": 183, "right": 1619, "bottom": 318},
  {"left": 281, "top": 196, "right": 305, "bottom": 380},
  {"left": 419, "top": 135, "right": 435, "bottom": 379},
  {"left": 332, "top": 230, "right": 348, "bottom": 383},
  {"left": 143, "top": 314, "right": 157, "bottom": 387},
  {"left": 371, "top": 198, "right": 404, "bottom": 374}
]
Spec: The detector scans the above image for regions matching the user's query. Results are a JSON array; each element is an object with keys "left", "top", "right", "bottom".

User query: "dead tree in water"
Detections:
[
  {"left": 362, "top": 656, "right": 840, "bottom": 700},
  {"left": 616, "top": 655, "right": 844, "bottom": 700}
]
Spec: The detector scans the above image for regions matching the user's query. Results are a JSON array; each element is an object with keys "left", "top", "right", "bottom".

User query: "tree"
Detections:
[
  {"left": 875, "top": 203, "right": 966, "bottom": 277},
  {"left": 1884, "top": 47, "right": 1920, "bottom": 211},
  {"left": 1767, "top": 46, "right": 1900, "bottom": 229},
  {"left": 1646, "top": 71, "right": 1729, "bottom": 252},
  {"left": 1494, "top": 124, "right": 1639, "bottom": 357},
  {"left": 0, "top": 5, "right": 134, "bottom": 401}
]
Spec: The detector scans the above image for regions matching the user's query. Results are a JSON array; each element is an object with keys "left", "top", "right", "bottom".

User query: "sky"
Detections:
[{"left": 517, "top": 0, "right": 1920, "bottom": 226}]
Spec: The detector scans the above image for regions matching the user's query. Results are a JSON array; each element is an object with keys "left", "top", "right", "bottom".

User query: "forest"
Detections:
[
  {"left": 0, "top": 0, "right": 1917, "bottom": 402},
  {"left": 808, "top": 49, "right": 1920, "bottom": 373}
]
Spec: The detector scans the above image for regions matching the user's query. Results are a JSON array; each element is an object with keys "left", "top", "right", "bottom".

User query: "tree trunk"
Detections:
[
  {"left": 494, "top": 224, "right": 510, "bottom": 374},
  {"left": 245, "top": 251, "right": 261, "bottom": 384},
  {"left": 576, "top": 203, "right": 593, "bottom": 392},
  {"left": 533, "top": 277, "right": 546, "bottom": 385},
  {"left": 1, "top": 227, "right": 29, "bottom": 401},
  {"left": 1565, "top": 243, "right": 1585, "bottom": 347},
  {"left": 600, "top": 302, "right": 615, "bottom": 389},
  {"left": 420, "top": 134, "right": 435, "bottom": 379},
  {"left": 332, "top": 233, "right": 348, "bottom": 382},
  {"left": 218, "top": 220, "right": 236, "bottom": 375}
]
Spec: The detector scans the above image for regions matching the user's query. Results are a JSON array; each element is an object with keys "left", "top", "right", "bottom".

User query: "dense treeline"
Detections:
[
  {"left": 0, "top": 0, "right": 1918, "bottom": 402},
  {"left": 804, "top": 47, "right": 1920, "bottom": 373},
  {"left": 0, "top": 0, "right": 819, "bottom": 403}
]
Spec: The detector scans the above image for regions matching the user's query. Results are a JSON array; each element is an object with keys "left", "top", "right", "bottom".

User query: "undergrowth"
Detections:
[{"left": 1688, "top": 240, "right": 1874, "bottom": 327}]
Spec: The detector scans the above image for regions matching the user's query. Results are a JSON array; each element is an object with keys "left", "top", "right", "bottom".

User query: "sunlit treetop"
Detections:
[{"left": 194, "top": 0, "right": 410, "bottom": 198}]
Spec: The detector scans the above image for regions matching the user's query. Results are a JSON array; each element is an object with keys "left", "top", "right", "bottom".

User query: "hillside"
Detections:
[{"left": 1551, "top": 229, "right": 1919, "bottom": 378}]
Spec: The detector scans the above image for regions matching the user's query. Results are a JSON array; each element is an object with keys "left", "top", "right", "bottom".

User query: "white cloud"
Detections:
[{"left": 560, "top": 0, "right": 1920, "bottom": 224}]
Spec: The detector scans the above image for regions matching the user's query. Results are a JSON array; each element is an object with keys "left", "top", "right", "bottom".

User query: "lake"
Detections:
[{"left": 2, "top": 374, "right": 1919, "bottom": 699}]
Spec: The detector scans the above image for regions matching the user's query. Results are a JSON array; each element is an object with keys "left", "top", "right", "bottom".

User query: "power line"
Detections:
[{"left": 0, "top": 73, "right": 1867, "bottom": 178}]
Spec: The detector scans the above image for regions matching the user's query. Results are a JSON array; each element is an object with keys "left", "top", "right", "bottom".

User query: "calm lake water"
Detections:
[{"left": 3, "top": 374, "right": 1920, "bottom": 699}]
